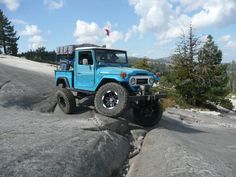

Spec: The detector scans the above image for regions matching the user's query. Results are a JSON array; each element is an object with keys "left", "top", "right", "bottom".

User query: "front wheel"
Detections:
[
  {"left": 94, "top": 82, "right": 128, "bottom": 117},
  {"left": 133, "top": 101, "right": 163, "bottom": 127}
]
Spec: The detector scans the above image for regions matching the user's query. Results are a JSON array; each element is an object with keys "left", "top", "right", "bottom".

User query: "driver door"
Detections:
[{"left": 75, "top": 50, "right": 95, "bottom": 90}]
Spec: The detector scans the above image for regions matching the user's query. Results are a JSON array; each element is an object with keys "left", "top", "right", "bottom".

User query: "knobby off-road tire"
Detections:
[
  {"left": 94, "top": 82, "right": 128, "bottom": 117},
  {"left": 56, "top": 88, "right": 76, "bottom": 114},
  {"left": 133, "top": 101, "right": 163, "bottom": 127}
]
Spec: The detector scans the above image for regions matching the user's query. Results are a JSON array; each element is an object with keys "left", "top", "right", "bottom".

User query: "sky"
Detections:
[{"left": 0, "top": 0, "right": 236, "bottom": 62}]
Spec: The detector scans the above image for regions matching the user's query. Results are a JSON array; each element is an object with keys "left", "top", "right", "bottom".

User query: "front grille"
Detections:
[
  {"left": 136, "top": 78, "right": 148, "bottom": 85},
  {"left": 136, "top": 73, "right": 147, "bottom": 76}
]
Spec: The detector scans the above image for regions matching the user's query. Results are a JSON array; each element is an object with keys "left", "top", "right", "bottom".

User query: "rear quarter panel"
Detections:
[{"left": 54, "top": 70, "right": 73, "bottom": 87}]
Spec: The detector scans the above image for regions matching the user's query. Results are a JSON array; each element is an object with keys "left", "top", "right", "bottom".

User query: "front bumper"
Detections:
[{"left": 129, "top": 92, "right": 167, "bottom": 102}]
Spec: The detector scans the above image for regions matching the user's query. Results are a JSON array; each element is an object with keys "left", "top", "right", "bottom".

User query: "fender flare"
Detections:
[
  {"left": 95, "top": 77, "right": 130, "bottom": 92},
  {"left": 56, "top": 77, "right": 70, "bottom": 88}
]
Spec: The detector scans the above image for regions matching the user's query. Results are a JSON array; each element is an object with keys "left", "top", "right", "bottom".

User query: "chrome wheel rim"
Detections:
[{"left": 102, "top": 90, "right": 119, "bottom": 109}]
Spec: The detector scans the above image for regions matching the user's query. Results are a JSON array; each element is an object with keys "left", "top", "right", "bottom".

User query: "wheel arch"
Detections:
[
  {"left": 95, "top": 78, "right": 130, "bottom": 92},
  {"left": 56, "top": 77, "right": 70, "bottom": 88}
]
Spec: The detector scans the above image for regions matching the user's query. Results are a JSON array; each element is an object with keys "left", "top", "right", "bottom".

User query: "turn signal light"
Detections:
[
  {"left": 120, "top": 72, "right": 127, "bottom": 78},
  {"left": 156, "top": 72, "right": 161, "bottom": 77}
]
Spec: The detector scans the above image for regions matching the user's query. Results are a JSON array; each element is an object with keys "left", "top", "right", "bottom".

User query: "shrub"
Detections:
[
  {"left": 161, "top": 97, "right": 176, "bottom": 109},
  {"left": 219, "top": 99, "right": 234, "bottom": 110}
]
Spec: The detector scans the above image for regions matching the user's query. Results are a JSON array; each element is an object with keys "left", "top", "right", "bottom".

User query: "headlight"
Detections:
[
  {"left": 149, "top": 77, "right": 154, "bottom": 85},
  {"left": 130, "top": 77, "right": 136, "bottom": 85}
]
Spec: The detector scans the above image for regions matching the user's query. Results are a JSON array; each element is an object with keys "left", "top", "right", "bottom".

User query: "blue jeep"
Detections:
[{"left": 55, "top": 44, "right": 165, "bottom": 126}]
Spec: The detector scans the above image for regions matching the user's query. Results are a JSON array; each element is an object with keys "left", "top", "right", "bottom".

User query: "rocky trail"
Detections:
[
  {"left": 0, "top": 56, "right": 144, "bottom": 177},
  {"left": 0, "top": 55, "right": 236, "bottom": 177}
]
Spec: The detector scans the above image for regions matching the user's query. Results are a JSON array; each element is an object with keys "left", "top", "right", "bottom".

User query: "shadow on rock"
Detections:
[
  {"left": 84, "top": 113, "right": 130, "bottom": 136},
  {"left": 156, "top": 115, "right": 206, "bottom": 134}
]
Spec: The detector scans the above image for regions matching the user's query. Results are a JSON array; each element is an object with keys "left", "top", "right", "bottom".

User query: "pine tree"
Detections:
[
  {"left": 20, "top": 47, "right": 57, "bottom": 64},
  {"left": 228, "top": 61, "right": 236, "bottom": 93},
  {"left": 0, "top": 10, "right": 19, "bottom": 56},
  {"left": 171, "top": 26, "right": 233, "bottom": 109},
  {"left": 133, "top": 58, "right": 152, "bottom": 71},
  {"left": 0, "top": 10, "right": 4, "bottom": 52},
  {"left": 171, "top": 25, "right": 200, "bottom": 105},
  {"left": 198, "top": 35, "right": 230, "bottom": 105}
]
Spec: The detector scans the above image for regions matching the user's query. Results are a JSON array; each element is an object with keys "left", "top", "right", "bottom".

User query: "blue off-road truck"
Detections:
[{"left": 55, "top": 44, "right": 166, "bottom": 126}]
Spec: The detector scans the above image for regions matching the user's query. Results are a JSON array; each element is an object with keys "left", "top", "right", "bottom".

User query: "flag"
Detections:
[{"left": 105, "top": 28, "right": 110, "bottom": 36}]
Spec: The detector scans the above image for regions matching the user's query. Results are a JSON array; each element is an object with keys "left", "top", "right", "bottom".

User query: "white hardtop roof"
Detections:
[{"left": 75, "top": 46, "right": 126, "bottom": 52}]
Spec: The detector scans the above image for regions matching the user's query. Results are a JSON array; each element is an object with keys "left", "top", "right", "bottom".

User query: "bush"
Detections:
[
  {"left": 219, "top": 99, "right": 234, "bottom": 110},
  {"left": 20, "top": 47, "right": 57, "bottom": 64},
  {"left": 152, "top": 74, "right": 192, "bottom": 109},
  {"left": 161, "top": 97, "right": 176, "bottom": 109},
  {"left": 155, "top": 87, "right": 191, "bottom": 109}
]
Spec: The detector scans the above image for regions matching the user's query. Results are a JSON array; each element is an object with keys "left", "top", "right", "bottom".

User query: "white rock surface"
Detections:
[
  {"left": 127, "top": 108, "right": 236, "bottom": 177},
  {"left": 0, "top": 54, "right": 56, "bottom": 76}
]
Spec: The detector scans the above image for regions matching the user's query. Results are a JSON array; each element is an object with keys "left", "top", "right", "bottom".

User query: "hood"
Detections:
[{"left": 97, "top": 67, "right": 151, "bottom": 76}]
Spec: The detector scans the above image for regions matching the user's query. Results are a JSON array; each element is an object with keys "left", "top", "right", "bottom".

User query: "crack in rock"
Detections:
[{"left": 0, "top": 80, "right": 11, "bottom": 90}]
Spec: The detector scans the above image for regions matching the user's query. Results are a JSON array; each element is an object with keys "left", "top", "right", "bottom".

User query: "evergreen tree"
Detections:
[
  {"left": 20, "top": 47, "right": 57, "bottom": 64},
  {"left": 150, "top": 61, "right": 168, "bottom": 74},
  {"left": 171, "top": 26, "right": 232, "bottom": 109},
  {"left": 133, "top": 58, "right": 152, "bottom": 71},
  {"left": 171, "top": 25, "right": 200, "bottom": 105},
  {"left": 0, "top": 10, "right": 4, "bottom": 52},
  {"left": 228, "top": 61, "right": 236, "bottom": 93},
  {"left": 0, "top": 10, "right": 19, "bottom": 56},
  {"left": 198, "top": 35, "right": 229, "bottom": 105}
]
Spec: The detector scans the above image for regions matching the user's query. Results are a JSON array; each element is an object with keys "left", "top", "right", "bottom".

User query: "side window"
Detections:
[{"left": 78, "top": 51, "right": 93, "bottom": 65}]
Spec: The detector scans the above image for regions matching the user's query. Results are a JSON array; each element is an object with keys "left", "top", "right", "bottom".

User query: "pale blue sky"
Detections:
[{"left": 1, "top": 0, "right": 236, "bottom": 62}]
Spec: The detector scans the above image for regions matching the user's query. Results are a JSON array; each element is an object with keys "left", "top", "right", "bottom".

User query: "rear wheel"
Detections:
[
  {"left": 133, "top": 101, "right": 163, "bottom": 127},
  {"left": 94, "top": 82, "right": 128, "bottom": 117},
  {"left": 56, "top": 88, "right": 76, "bottom": 114}
]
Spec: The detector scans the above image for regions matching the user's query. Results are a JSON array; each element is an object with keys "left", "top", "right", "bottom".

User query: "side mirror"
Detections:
[{"left": 82, "top": 58, "right": 88, "bottom": 65}]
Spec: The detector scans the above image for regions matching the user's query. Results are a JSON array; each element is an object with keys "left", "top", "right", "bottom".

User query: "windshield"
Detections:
[{"left": 95, "top": 49, "right": 128, "bottom": 64}]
